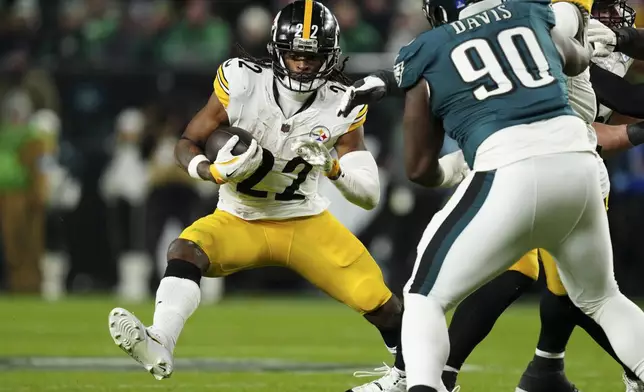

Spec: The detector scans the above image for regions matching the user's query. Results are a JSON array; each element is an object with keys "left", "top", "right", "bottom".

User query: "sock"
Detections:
[
  {"left": 394, "top": 345, "right": 406, "bottom": 372},
  {"left": 441, "top": 367, "right": 458, "bottom": 391},
  {"left": 532, "top": 290, "right": 576, "bottom": 372},
  {"left": 148, "top": 260, "right": 202, "bottom": 353},
  {"left": 377, "top": 327, "right": 400, "bottom": 355},
  {"left": 402, "top": 293, "right": 449, "bottom": 390},
  {"left": 409, "top": 387, "right": 437, "bottom": 392},
  {"left": 447, "top": 270, "right": 534, "bottom": 370}
]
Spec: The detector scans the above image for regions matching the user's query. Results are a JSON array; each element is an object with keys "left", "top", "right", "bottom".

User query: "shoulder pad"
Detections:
[
  {"left": 213, "top": 58, "right": 267, "bottom": 108},
  {"left": 393, "top": 32, "right": 436, "bottom": 90},
  {"left": 551, "top": 0, "right": 591, "bottom": 15}
]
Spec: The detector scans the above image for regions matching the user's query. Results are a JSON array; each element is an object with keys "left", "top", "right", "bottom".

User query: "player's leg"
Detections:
[
  {"left": 108, "top": 209, "right": 269, "bottom": 379},
  {"left": 547, "top": 172, "right": 644, "bottom": 383},
  {"left": 442, "top": 255, "right": 537, "bottom": 391},
  {"left": 403, "top": 169, "right": 535, "bottom": 392},
  {"left": 287, "top": 210, "right": 406, "bottom": 392},
  {"left": 516, "top": 250, "right": 579, "bottom": 392}
]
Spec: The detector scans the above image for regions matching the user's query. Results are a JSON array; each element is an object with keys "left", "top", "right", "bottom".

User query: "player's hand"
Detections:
[
  {"left": 438, "top": 150, "right": 470, "bottom": 188},
  {"left": 209, "top": 135, "right": 263, "bottom": 184},
  {"left": 588, "top": 19, "right": 616, "bottom": 58},
  {"left": 336, "top": 75, "right": 387, "bottom": 118},
  {"left": 292, "top": 139, "right": 341, "bottom": 179}
]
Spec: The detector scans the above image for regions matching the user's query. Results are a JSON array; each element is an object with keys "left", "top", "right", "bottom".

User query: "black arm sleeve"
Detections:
[
  {"left": 589, "top": 63, "right": 644, "bottom": 119},
  {"left": 373, "top": 69, "right": 406, "bottom": 98},
  {"left": 613, "top": 27, "right": 644, "bottom": 60}
]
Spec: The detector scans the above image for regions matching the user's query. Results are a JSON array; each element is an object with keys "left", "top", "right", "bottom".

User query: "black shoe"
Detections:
[{"left": 516, "top": 361, "right": 580, "bottom": 392}]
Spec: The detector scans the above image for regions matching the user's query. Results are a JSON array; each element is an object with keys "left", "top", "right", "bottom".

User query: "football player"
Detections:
[
  {"left": 340, "top": 0, "right": 644, "bottom": 391},
  {"left": 106, "top": 0, "right": 406, "bottom": 383}
]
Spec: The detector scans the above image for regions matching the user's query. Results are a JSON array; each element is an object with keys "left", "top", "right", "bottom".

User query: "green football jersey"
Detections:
[{"left": 394, "top": 0, "right": 576, "bottom": 166}]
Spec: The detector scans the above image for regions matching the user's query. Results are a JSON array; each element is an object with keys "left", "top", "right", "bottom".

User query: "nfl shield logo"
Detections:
[{"left": 281, "top": 123, "right": 291, "bottom": 133}]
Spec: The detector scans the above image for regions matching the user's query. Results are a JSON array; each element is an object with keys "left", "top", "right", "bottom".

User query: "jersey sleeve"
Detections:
[
  {"left": 348, "top": 104, "right": 368, "bottom": 132},
  {"left": 213, "top": 57, "right": 254, "bottom": 109},
  {"left": 393, "top": 33, "right": 435, "bottom": 91}
]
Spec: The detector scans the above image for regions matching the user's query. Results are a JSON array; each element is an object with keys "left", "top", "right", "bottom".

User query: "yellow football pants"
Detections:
[{"left": 179, "top": 209, "right": 392, "bottom": 314}]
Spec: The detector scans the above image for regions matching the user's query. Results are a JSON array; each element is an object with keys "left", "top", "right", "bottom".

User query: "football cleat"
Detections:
[
  {"left": 347, "top": 363, "right": 406, "bottom": 392},
  {"left": 516, "top": 361, "right": 580, "bottom": 392},
  {"left": 108, "top": 307, "right": 174, "bottom": 380},
  {"left": 623, "top": 372, "right": 644, "bottom": 392}
]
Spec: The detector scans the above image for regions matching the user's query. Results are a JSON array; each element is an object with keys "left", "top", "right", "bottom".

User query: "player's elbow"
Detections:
[
  {"left": 362, "top": 191, "right": 380, "bottom": 210},
  {"left": 406, "top": 159, "right": 441, "bottom": 187}
]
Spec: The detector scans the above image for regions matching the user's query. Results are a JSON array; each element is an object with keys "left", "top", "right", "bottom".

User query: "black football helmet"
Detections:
[
  {"left": 423, "top": 0, "right": 471, "bottom": 27},
  {"left": 592, "top": 0, "right": 636, "bottom": 28},
  {"left": 268, "top": 0, "right": 342, "bottom": 93}
]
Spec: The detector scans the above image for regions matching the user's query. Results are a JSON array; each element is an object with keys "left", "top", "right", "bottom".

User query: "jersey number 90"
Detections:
[{"left": 451, "top": 27, "right": 555, "bottom": 101}]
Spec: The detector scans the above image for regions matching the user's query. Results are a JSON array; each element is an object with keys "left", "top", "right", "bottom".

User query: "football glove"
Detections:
[
  {"left": 438, "top": 150, "right": 470, "bottom": 188},
  {"left": 292, "top": 139, "right": 341, "bottom": 179},
  {"left": 336, "top": 75, "right": 387, "bottom": 118},
  {"left": 588, "top": 19, "right": 616, "bottom": 58},
  {"left": 209, "top": 135, "right": 263, "bottom": 184}
]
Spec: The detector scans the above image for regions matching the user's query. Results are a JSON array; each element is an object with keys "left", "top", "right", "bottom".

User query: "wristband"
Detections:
[{"left": 188, "top": 154, "right": 209, "bottom": 179}]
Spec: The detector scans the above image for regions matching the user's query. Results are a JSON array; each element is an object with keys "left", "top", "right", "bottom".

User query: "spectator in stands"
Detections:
[
  {"left": 235, "top": 5, "right": 272, "bottom": 58},
  {"left": 331, "top": 0, "right": 382, "bottom": 53},
  {"left": 158, "top": 0, "right": 231, "bottom": 67}
]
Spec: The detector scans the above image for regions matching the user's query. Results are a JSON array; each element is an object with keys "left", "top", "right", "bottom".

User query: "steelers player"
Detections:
[{"left": 106, "top": 0, "right": 405, "bottom": 382}]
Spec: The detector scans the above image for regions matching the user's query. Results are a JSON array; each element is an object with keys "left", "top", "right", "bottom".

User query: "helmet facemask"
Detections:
[
  {"left": 269, "top": 37, "right": 341, "bottom": 93},
  {"left": 592, "top": 0, "right": 636, "bottom": 28}
]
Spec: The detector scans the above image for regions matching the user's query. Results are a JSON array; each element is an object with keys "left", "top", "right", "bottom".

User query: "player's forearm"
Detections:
[
  {"left": 330, "top": 151, "right": 380, "bottom": 210},
  {"left": 174, "top": 138, "right": 214, "bottom": 181},
  {"left": 613, "top": 27, "right": 644, "bottom": 60},
  {"left": 590, "top": 64, "right": 644, "bottom": 118},
  {"left": 594, "top": 121, "right": 644, "bottom": 157}
]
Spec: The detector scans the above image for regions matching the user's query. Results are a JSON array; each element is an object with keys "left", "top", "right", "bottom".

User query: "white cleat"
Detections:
[
  {"left": 624, "top": 373, "right": 644, "bottom": 392},
  {"left": 108, "top": 307, "right": 174, "bottom": 380},
  {"left": 347, "top": 363, "right": 406, "bottom": 392}
]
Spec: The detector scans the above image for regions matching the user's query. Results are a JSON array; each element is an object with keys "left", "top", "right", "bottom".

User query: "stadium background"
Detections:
[{"left": 2, "top": 0, "right": 644, "bottom": 391}]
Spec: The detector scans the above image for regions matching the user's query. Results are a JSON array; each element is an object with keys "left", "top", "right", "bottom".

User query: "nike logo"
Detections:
[{"left": 226, "top": 168, "right": 239, "bottom": 177}]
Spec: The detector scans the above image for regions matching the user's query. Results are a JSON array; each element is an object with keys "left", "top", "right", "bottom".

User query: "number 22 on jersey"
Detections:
[
  {"left": 237, "top": 150, "right": 313, "bottom": 201},
  {"left": 451, "top": 26, "right": 555, "bottom": 100}
]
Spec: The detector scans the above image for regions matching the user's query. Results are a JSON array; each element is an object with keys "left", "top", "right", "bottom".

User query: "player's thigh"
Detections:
[
  {"left": 508, "top": 249, "right": 540, "bottom": 281},
  {"left": 547, "top": 194, "right": 618, "bottom": 312},
  {"left": 540, "top": 249, "right": 568, "bottom": 296},
  {"left": 289, "top": 211, "right": 392, "bottom": 314},
  {"left": 405, "top": 170, "right": 534, "bottom": 310},
  {"left": 179, "top": 209, "right": 270, "bottom": 277}
]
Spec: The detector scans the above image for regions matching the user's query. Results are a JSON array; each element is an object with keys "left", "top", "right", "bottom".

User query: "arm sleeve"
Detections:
[
  {"left": 589, "top": 63, "right": 644, "bottom": 118},
  {"left": 213, "top": 58, "right": 252, "bottom": 112},
  {"left": 332, "top": 150, "right": 380, "bottom": 210},
  {"left": 613, "top": 27, "right": 644, "bottom": 60}
]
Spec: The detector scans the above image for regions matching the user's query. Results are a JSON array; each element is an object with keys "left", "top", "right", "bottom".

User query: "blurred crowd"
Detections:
[{"left": 2, "top": 0, "right": 644, "bottom": 299}]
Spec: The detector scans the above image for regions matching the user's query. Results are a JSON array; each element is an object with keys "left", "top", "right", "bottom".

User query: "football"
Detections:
[{"left": 203, "top": 126, "right": 255, "bottom": 161}]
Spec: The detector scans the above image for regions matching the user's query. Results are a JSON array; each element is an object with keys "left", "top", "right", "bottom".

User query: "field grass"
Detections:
[{"left": 0, "top": 296, "right": 626, "bottom": 391}]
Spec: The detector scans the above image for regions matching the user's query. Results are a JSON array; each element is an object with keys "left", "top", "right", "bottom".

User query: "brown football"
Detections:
[{"left": 204, "top": 126, "right": 255, "bottom": 161}]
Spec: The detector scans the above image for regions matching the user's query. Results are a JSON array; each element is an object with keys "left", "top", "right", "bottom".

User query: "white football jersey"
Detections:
[
  {"left": 212, "top": 57, "right": 368, "bottom": 220},
  {"left": 593, "top": 52, "right": 634, "bottom": 122}
]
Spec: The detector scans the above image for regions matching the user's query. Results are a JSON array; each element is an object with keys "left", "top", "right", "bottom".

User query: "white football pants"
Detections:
[{"left": 402, "top": 151, "right": 644, "bottom": 390}]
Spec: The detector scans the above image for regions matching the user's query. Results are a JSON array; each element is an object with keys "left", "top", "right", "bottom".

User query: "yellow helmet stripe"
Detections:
[{"left": 302, "top": 0, "right": 313, "bottom": 39}]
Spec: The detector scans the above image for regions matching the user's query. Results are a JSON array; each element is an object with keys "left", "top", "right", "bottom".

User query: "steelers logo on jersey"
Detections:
[{"left": 310, "top": 126, "right": 331, "bottom": 143}]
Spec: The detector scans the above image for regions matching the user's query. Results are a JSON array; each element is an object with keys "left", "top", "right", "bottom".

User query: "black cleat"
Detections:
[{"left": 516, "top": 361, "right": 580, "bottom": 392}]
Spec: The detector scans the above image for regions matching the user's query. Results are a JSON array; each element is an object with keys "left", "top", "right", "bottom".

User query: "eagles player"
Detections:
[
  {"left": 342, "top": 0, "right": 644, "bottom": 390},
  {"left": 106, "top": 0, "right": 407, "bottom": 381},
  {"left": 342, "top": 0, "right": 644, "bottom": 388}
]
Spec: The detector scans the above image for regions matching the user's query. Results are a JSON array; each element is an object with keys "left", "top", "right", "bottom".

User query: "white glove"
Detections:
[
  {"left": 438, "top": 150, "right": 470, "bottom": 188},
  {"left": 588, "top": 19, "right": 617, "bottom": 58},
  {"left": 210, "top": 135, "right": 263, "bottom": 184},
  {"left": 292, "top": 139, "right": 341, "bottom": 178},
  {"left": 336, "top": 75, "right": 387, "bottom": 118}
]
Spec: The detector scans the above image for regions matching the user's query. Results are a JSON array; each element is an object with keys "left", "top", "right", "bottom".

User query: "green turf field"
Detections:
[{"left": 0, "top": 296, "right": 625, "bottom": 391}]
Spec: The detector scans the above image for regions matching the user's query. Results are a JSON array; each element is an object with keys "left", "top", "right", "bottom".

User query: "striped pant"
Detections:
[{"left": 401, "top": 152, "right": 644, "bottom": 390}]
